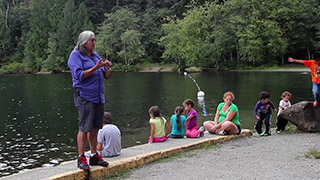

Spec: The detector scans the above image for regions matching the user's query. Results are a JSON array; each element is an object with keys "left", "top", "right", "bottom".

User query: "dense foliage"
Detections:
[{"left": 0, "top": 0, "right": 320, "bottom": 73}]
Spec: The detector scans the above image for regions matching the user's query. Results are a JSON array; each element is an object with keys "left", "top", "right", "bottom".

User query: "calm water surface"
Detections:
[{"left": 0, "top": 72, "right": 312, "bottom": 177}]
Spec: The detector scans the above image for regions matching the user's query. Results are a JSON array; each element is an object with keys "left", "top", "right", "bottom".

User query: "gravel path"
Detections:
[{"left": 122, "top": 132, "right": 320, "bottom": 180}]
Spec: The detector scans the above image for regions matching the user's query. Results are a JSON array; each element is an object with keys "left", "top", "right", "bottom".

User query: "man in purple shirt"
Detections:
[{"left": 68, "top": 30, "right": 111, "bottom": 170}]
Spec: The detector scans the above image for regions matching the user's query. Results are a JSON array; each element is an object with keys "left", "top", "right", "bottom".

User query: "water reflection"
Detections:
[{"left": 0, "top": 72, "right": 312, "bottom": 177}]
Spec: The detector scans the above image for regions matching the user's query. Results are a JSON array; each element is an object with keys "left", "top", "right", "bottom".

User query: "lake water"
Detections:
[{"left": 0, "top": 71, "right": 312, "bottom": 177}]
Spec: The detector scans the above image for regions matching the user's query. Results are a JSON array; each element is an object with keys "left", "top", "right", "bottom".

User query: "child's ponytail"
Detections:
[{"left": 175, "top": 106, "right": 184, "bottom": 131}]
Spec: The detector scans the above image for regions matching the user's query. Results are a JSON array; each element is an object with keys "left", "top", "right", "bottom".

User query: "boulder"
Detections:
[{"left": 279, "top": 101, "right": 320, "bottom": 132}]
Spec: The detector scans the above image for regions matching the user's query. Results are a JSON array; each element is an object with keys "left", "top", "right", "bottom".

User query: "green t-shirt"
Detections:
[
  {"left": 149, "top": 117, "right": 167, "bottom": 137},
  {"left": 217, "top": 103, "right": 241, "bottom": 126}
]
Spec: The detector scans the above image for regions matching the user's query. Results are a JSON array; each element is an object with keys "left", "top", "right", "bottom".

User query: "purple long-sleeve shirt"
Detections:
[
  {"left": 68, "top": 50, "right": 107, "bottom": 103},
  {"left": 254, "top": 100, "right": 275, "bottom": 116}
]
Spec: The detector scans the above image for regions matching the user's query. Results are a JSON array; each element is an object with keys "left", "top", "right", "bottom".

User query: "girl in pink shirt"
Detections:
[{"left": 183, "top": 99, "right": 204, "bottom": 138}]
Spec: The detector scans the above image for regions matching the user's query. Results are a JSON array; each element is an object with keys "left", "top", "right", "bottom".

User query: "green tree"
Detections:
[
  {"left": 315, "top": 4, "right": 320, "bottom": 50},
  {"left": 24, "top": 0, "right": 52, "bottom": 71},
  {"left": 96, "top": 8, "right": 140, "bottom": 63},
  {"left": 161, "top": 20, "right": 184, "bottom": 69},
  {"left": 45, "top": 1, "right": 93, "bottom": 71},
  {"left": 8, "top": 3, "right": 30, "bottom": 62},
  {"left": 118, "top": 29, "right": 145, "bottom": 65},
  {"left": 141, "top": 0, "right": 190, "bottom": 63},
  {"left": 74, "top": 2, "right": 93, "bottom": 33},
  {"left": 0, "top": 14, "right": 9, "bottom": 63},
  {"left": 161, "top": 3, "right": 216, "bottom": 68}
]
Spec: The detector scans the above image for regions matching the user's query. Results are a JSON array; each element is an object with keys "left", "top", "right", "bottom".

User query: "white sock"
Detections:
[{"left": 90, "top": 152, "right": 97, "bottom": 157}]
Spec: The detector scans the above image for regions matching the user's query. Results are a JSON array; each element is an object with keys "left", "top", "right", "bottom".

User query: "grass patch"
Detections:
[
  {"left": 283, "top": 123, "right": 299, "bottom": 134},
  {"left": 157, "top": 151, "right": 196, "bottom": 163},
  {"left": 197, "top": 143, "right": 222, "bottom": 150},
  {"left": 0, "top": 62, "right": 30, "bottom": 74},
  {"left": 100, "top": 143, "right": 222, "bottom": 179},
  {"left": 141, "top": 62, "right": 175, "bottom": 68},
  {"left": 111, "top": 64, "right": 141, "bottom": 72},
  {"left": 185, "top": 66, "right": 202, "bottom": 72},
  {"left": 304, "top": 149, "right": 320, "bottom": 159},
  {"left": 157, "top": 143, "right": 222, "bottom": 163},
  {"left": 99, "top": 170, "right": 131, "bottom": 180},
  {"left": 243, "top": 64, "right": 308, "bottom": 70}
]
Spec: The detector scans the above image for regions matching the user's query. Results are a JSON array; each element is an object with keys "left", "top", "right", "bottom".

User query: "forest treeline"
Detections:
[{"left": 0, "top": 0, "right": 320, "bottom": 73}]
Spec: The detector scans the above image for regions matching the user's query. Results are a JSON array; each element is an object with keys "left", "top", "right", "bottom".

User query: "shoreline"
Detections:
[
  {"left": 230, "top": 68, "right": 310, "bottom": 72},
  {"left": 0, "top": 65, "right": 310, "bottom": 75},
  {"left": 0, "top": 66, "right": 310, "bottom": 75}
]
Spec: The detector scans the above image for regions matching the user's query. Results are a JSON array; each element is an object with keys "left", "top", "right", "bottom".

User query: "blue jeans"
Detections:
[
  {"left": 255, "top": 113, "right": 271, "bottom": 134},
  {"left": 312, "top": 82, "right": 320, "bottom": 101}
]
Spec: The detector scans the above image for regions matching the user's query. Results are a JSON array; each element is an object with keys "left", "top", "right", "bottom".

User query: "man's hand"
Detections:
[
  {"left": 96, "top": 58, "right": 108, "bottom": 68},
  {"left": 104, "top": 58, "right": 112, "bottom": 69}
]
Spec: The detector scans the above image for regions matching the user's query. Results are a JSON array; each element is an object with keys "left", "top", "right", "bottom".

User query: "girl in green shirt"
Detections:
[{"left": 148, "top": 106, "right": 169, "bottom": 143}]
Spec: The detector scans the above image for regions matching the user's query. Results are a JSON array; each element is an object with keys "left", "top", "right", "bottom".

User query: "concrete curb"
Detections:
[{"left": 45, "top": 129, "right": 252, "bottom": 180}]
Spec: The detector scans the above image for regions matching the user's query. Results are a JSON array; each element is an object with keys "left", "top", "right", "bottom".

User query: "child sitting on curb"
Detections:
[
  {"left": 168, "top": 106, "right": 186, "bottom": 138},
  {"left": 183, "top": 99, "right": 204, "bottom": 138},
  {"left": 96, "top": 112, "right": 121, "bottom": 157},
  {"left": 148, "top": 106, "right": 169, "bottom": 143}
]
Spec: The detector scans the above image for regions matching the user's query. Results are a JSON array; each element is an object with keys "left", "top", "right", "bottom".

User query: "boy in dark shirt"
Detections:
[{"left": 254, "top": 91, "right": 277, "bottom": 136}]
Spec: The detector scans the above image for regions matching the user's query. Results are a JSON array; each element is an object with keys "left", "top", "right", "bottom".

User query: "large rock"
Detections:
[{"left": 279, "top": 101, "right": 320, "bottom": 132}]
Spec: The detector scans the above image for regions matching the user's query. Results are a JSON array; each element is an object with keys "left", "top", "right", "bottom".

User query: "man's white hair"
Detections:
[{"left": 74, "top": 30, "right": 95, "bottom": 54}]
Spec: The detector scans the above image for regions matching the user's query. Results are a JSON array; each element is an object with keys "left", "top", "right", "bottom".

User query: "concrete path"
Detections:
[
  {"left": 0, "top": 130, "right": 251, "bottom": 180},
  {"left": 125, "top": 132, "right": 320, "bottom": 180}
]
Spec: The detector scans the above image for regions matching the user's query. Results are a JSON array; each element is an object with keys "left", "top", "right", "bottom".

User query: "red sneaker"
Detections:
[
  {"left": 77, "top": 155, "right": 90, "bottom": 170},
  {"left": 313, "top": 101, "right": 318, "bottom": 107},
  {"left": 89, "top": 153, "right": 109, "bottom": 167}
]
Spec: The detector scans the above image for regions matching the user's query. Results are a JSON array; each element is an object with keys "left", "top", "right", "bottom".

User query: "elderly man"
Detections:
[{"left": 68, "top": 30, "right": 111, "bottom": 170}]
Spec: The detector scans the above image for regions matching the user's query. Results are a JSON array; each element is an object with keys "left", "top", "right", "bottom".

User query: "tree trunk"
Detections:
[
  {"left": 229, "top": 48, "right": 233, "bottom": 62},
  {"left": 307, "top": 46, "right": 310, "bottom": 59},
  {"left": 215, "top": 60, "right": 219, "bottom": 70},
  {"left": 1, "top": 42, "right": 6, "bottom": 53},
  {"left": 236, "top": 43, "right": 240, "bottom": 64},
  {"left": 124, "top": 44, "right": 127, "bottom": 65},
  {"left": 5, "top": 3, "right": 9, "bottom": 28}
]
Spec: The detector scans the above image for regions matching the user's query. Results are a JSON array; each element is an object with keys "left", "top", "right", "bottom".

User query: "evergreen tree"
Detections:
[
  {"left": 8, "top": 3, "right": 30, "bottom": 62},
  {"left": 74, "top": 2, "right": 94, "bottom": 33},
  {"left": 0, "top": 14, "right": 10, "bottom": 63},
  {"left": 45, "top": 1, "right": 93, "bottom": 71},
  {"left": 24, "top": 0, "right": 52, "bottom": 71}
]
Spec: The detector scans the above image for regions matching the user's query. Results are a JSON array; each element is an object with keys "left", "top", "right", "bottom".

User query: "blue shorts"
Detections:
[{"left": 73, "top": 92, "right": 104, "bottom": 132}]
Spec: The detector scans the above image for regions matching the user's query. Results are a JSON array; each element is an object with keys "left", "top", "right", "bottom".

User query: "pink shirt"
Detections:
[{"left": 186, "top": 109, "right": 198, "bottom": 129}]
